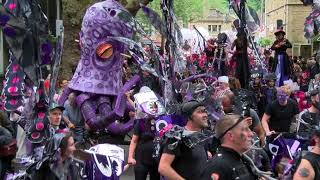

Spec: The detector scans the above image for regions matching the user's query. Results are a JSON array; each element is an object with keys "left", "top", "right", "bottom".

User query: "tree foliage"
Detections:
[
  {"left": 137, "top": 0, "right": 203, "bottom": 28},
  {"left": 208, "top": 0, "right": 263, "bottom": 13},
  {"left": 258, "top": 37, "right": 272, "bottom": 47}
]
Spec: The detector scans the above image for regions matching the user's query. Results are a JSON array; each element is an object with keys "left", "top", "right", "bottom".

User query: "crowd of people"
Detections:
[
  {"left": 0, "top": 27, "right": 319, "bottom": 180},
  {"left": 1, "top": 0, "right": 320, "bottom": 180}
]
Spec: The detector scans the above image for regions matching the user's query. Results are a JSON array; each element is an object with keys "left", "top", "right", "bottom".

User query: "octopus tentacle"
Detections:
[{"left": 107, "top": 118, "right": 135, "bottom": 135}]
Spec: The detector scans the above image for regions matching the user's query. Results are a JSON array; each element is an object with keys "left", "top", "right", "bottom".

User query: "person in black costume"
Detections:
[
  {"left": 201, "top": 114, "right": 257, "bottom": 180},
  {"left": 214, "top": 33, "right": 228, "bottom": 76},
  {"left": 293, "top": 127, "right": 320, "bottom": 180},
  {"left": 231, "top": 32, "right": 250, "bottom": 89},
  {"left": 29, "top": 132, "right": 81, "bottom": 180},
  {"left": 271, "top": 29, "right": 292, "bottom": 86}
]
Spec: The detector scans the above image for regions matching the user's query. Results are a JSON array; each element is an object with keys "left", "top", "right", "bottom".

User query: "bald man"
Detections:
[
  {"left": 201, "top": 114, "right": 256, "bottom": 180},
  {"left": 221, "top": 92, "right": 266, "bottom": 146}
]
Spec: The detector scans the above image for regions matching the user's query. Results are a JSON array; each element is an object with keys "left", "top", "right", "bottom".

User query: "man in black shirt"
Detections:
[
  {"left": 221, "top": 92, "right": 266, "bottom": 145},
  {"left": 201, "top": 113, "right": 256, "bottom": 180},
  {"left": 158, "top": 100, "right": 209, "bottom": 180},
  {"left": 293, "top": 128, "right": 320, "bottom": 180},
  {"left": 262, "top": 87, "right": 300, "bottom": 135},
  {"left": 297, "top": 89, "right": 320, "bottom": 139}
]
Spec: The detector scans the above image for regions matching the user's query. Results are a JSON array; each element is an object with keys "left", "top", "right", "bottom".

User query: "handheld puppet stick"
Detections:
[
  {"left": 123, "top": 164, "right": 131, "bottom": 172},
  {"left": 121, "top": 53, "right": 132, "bottom": 58},
  {"left": 49, "top": 20, "right": 64, "bottom": 106}
]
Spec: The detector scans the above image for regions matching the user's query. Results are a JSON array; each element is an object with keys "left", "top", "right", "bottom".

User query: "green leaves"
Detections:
[
  {"left": 257, "top": 37, "right": 272, "bottom": 47},
  {"left": 208, "top": 0, "right": 263, "bottom": 13},
  {"left": 137, "top": 0, "right": 203, "bottom": 27}
]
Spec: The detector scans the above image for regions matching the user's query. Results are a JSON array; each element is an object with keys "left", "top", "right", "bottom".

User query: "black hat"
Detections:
[
  {"left": 274, "top": 29, "right": 286, "bottom": 36},
  {"left": 263, "top": 73, "right": 277, "bottom": 81},
  {"left": 181, "top": 100, "right": 204, "bottom": 117},
  {"left": 49, "top": 102, "right": 65, "bottom": 112}
]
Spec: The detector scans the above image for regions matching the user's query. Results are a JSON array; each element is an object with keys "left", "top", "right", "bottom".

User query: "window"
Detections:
[
  {"left": 218, "top": 25, "right": 222, "bottom": 32},
  {"left": 208, "top": 25, "right": 218, "bottom": 32},
  {"left": 212, "top": 25, "right": 217, "bottom": 32}
]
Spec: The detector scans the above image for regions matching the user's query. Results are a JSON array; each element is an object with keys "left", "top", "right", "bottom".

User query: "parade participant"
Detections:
[
  {"left": 262, "top": 86, "right": 300, "bottom": 136},
  {"left": 158, "top": 100, "right": 209, "bottom": 180},
  {"left": 204, "top": 38, "right": 217, "bottom": 68},
  {"left": 249, "top": 72, "right": 264, "bottom": 116},
  {"left": 221, "top": 92, "right": 266, "bottom": 146},
  {"left": 262, "top": 73, "right": 278, "bottom": 106},
  {"left": 231, "top": 32, "right": 250, "bottom": 89},
  {"left": 0, "top": 110, "right": 15, "bottom": 179},
  {"left": 128, "top": 87, "right": 164, "bottom": 180},
  {"left": 271, "top": 29, "right": 293, "bottom": 86},
  {"left": 214, "top": 33, "right": 228, "bottom": 76},
  {"left": 30, "top": 132, "right": 80, "bottom": 180},
  {"left": 309, "top": 73, "right": 320, "bottom": 92},
  {"left": 293, "top": 56, "right": 303, "bottom": 81},
  {"left": 48, "top": 103, "right": 66, "bottom": 132},
  {"left": 264, "top": 49, "right": 275, "bottom": 72},
  {"left": 63, "top": 92, "right": 85, "bottom": 143},
  {"left": 293, "top": 127, "right": 320, "bottom": 180},
  {"left": 297, "top": 89, "right": 320, "bottom": 139},
  {"left": 201, "top": 113, "right": 256, "bottom": 180},
  {"left": 214, "top": 76, "right": 232, "bottom": 99}
]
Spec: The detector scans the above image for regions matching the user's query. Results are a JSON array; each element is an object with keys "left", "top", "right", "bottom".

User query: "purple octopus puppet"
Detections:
[{"left": 59, "top": 0, "right": 156, "bottom": 131}]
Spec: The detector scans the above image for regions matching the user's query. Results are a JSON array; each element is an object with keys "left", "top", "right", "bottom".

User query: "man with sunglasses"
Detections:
[{"left": 201, "top": 113, "right": 256, "bottom": 180}]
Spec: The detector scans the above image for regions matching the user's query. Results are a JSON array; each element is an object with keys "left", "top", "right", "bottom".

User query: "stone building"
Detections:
[
  {"left": 265, "top": 0, "right": 312, "bottom": 57},
  {"left": 188, "top": 6, "right": 235, "bottom": 38}
]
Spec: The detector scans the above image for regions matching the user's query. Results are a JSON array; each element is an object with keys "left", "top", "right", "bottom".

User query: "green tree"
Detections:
[
  {"left": 258, "top": 37, "right": 272, "bottom": 47},
  {"left": 137, "top": 0, "right": 203, "bottom": 28},
  {"left": 208, "top": 0, "right": 263, "bottom": 13}
]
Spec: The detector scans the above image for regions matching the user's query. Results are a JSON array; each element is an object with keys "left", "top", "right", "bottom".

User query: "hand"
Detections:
[
  {"left": 125, "top": 91, "right": 132, "bottom": 98},
  {"left": 207, "top": 151, "right": 213, "bottom": 159},
  {"left": 128, "top": 157, "right": 136, "bottom": 165},
  {"left": 68, "top": 122, "right": 75, "bottom": 129},
  {"left": 266, "top": 130, "right": 276, "bottom": 136}
]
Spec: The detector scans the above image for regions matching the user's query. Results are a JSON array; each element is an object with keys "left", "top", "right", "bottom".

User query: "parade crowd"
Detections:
[
  {"left": 1, "top": 0, "right": 320, "bottom": 180},
  {"left": 0, "top": 26, "right": 320, "bottom": 180}
]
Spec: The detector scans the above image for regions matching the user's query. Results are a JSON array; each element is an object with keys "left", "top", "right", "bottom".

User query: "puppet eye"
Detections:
[{"left": 96, "top": 43, "right": 113, "bottom": 60}]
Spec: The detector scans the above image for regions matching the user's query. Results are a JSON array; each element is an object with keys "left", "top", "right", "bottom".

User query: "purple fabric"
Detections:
[
  {"left": 58, "top": 87, "right": 73, "bottom": 106},
  {"left": 137, "top": 115, "right": 186, "bottom": 136},
  {"left": 107, "top": 118, "right": 135, "bottom": 135},
  {"left": 275, "top": 54, "right": 288, "bottom": 86},
  {"left": 97, "top": 96, "right": 113, "bottom": 116},
  {"left": 81, "top": 100, "right": 116, "bottom": 130},
  {"left": 114, "top": 74, "right": 140, "bottom": 117},
  {"left": 270, "top": 136, "right": 301, "bottom": 172},
  {"left": 85, "top": 150, "right": 124, "bottom": 180},
  {"left": 68, "top": 0, "right": 134, "bottom": 95}
]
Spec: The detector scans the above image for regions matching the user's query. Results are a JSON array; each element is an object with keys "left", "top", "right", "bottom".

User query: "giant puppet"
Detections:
[{"left": 58, "top": 0, "right": 158, "bottom": 131}]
